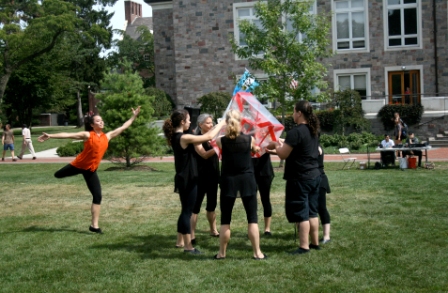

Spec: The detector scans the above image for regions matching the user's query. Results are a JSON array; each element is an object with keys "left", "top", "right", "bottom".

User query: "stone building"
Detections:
[{"left": 145, "top": 0, "right": 448, "bottom": 115}]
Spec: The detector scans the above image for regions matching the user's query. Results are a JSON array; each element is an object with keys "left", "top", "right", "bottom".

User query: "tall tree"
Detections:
[
  {"left": 96, "top": 62, "right": 161, "bottom": 167},
  {"left": 65, "top": 0, "right": 116, "bottom": 127},
  {"left": 108, "top": 25, "right": 155, "bottom": 87},
  {"left": 230, "top": 0, "right": 331, "bottom": 125},
  {"left": 0, "top": 0, "right": 78, "bottom": 107}
]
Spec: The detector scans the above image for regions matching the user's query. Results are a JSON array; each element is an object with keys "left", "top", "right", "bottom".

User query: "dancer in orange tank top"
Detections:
[{"left": 38, "top": 107, "right": 141, "bottom": 234}]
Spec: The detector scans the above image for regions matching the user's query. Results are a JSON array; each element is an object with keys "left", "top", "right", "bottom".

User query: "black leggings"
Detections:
[
  {"left": 178, "top": 183, "right": 197, "bottom": 234},
  {"left": 255, "top": 175, "right": 273, "bottom": 218},
  {"left": 220, "top": 194, "right": 258, "bottom": 225},
  {"left": 192, "top": 179, "right": 218, "bottom": 214},
  {"left": 318, "top": 187, "right": 330, "bottom": 225},
  {"left": 55, "top": 164, "right": 102, "bottom": 205}
]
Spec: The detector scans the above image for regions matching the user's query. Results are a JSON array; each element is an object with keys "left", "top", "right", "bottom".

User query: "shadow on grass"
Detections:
[
  {"left": 16, "top": 225, "right": 92, "bottom": 235},
  {"left": 86, "top": 229, "right": 301, "bottom": 260}
]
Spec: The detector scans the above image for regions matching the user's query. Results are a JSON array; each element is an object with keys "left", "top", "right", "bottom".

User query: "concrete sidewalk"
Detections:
[{"left": 2, "top": 146, "right": 447, "bottom": 164}]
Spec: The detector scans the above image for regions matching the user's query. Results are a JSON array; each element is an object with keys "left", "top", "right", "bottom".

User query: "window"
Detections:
[
  {"left": 286, "top": 1, "right": 316, "bottom": 42},
  {"left": 333, "top": 0, "right": 369, "bottom": 52},
  {"left": 233, "top": 3, "right": 263, "bottom": 47},
  {"left": 384, "top": 0, "right": 421, "bottom": 49},
  {"left": 143, "top": 54, "right": 150, "bottom": 61},
  {"left": 334, "top": 69, "right": 371, "bottom": 99}
]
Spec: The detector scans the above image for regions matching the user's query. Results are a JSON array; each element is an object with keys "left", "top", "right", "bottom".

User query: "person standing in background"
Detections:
[
  {"left": 17, "top": 124, "right": 36, "bottom": 160},
  {"left": 2, "top": 124, "right": 17, "bottom": 161}
]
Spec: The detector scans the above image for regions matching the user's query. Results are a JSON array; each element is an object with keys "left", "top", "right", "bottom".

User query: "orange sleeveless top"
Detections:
[{"left": 71, "top": 131, "right": 108, "bottom": 171}]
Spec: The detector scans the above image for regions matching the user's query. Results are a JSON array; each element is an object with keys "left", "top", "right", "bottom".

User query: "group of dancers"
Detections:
[
  {"left": 37, "top": 100, "right": 331, "bottom": 259},
  {"left": 163, "top": 100, "right": 331, "bottom": 258}
]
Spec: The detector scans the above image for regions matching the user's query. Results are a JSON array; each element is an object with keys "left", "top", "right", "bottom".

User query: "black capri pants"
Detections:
[
  {"left": 255, "top": 174, "right": 273, "bottom": 218},
  {"left": 192, "top": 178, "right": 218, "bottom": 214},
  {"left": 220, "top": 194, "right": 258, "bottom": 225},
  {"left": 177, "top": 183, "right": 197, "bottom": 234},
  {"left": 54, "top": 164, "right": 102, "bottom": 205}
]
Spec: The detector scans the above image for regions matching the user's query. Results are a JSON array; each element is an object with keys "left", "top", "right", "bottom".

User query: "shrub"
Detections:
[
  {"left": 377, "top": 104, "right": 424, "bottom": 131},
  {"left": 56, "top": 141, "right": 84, "bottom": 157},
  {"left": 316, "top": 110, "right": 335, "bottom": 132}
]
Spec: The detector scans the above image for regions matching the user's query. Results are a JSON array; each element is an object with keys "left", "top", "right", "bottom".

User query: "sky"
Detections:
[{"left": 100, "top": 0, "right": 153, "bottom": 55}]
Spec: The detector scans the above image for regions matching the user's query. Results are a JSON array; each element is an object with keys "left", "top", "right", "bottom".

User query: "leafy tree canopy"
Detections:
[
  {"left": 197, "top": 92, "right": 232, "bottom": 122},
  {"left": 108, "top": 25, "right": 155, "bottom": 87},
  {"left": 230, "top": 0, "right": 331, "bottom": 123}
]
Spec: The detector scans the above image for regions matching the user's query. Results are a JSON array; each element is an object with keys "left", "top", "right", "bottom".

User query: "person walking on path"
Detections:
[
  {"left": 37, "top": 107, "right": 141, "bottom": 234},
  {"left": 2, "top": 124, "right": 17, "bottom": 161},
  {"left": 162, "top": 109, "right": 225, "bottom": 254},
  {"left": 17, "top": 124, "right": 36, "bottom": 160},
  {"left": 190, "top": 113, "right": 220, "bottom": 245},
  {"left": 267, "top": 100, "right": 321, "bottom": 255},
  {"left": 214, "top": 109, "right": 266, "bottom": 260}
]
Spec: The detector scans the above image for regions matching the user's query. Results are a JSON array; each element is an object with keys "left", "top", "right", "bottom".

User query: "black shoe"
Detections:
[
  {"left": 1, "top": 158, "right": 4, "bottom": 161},
  {"left": 309, "top": 244, "right": 321, "bottom": 250},
  {"left": 12, "top": 159, "right": 17, "bottom": 162},
  {"left": 89, "top": 226, "right": 103, "bottom": 234},
  {"left": 17, "top": 156, "right": 22, "bottom": 160},
  {"left": 184, "top": 248, "right": 202, "bottom": 255},
  {"left": 264, "top": 231, "right": 272, "bottom": 236},
  {"left": 191, "top": 238, "right": 196, "bottom": 245},
  {"left": 32, "top": 157, "right": 36, "bottom": 160},
  {"left": 289, "top": 248, "right": 310, "bottom": 255},
  {"left": 213, "top": 254, "right": 225, "bottom": 260},
  {"left": 253, "top": 253, "right": 268, "bottom": 260}
]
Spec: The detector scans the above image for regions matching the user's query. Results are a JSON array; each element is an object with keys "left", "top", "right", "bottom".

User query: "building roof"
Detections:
[{"left": 125, "top": 17, "right": 153, "bottom": 40}]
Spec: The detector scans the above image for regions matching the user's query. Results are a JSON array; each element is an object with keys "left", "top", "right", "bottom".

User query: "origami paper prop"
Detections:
[{"left": 211, "top": 92, "right": 284, "bottom": 158}]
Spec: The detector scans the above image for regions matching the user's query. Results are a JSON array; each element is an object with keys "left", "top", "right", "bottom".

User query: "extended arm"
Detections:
[
  {"left": 194, "top": 143, "right": 216, "bottom": 159},
  {"left": 38, "top": 131, "right": 90, "bottom": 142},
  {"left": 180, "top": 119, "right": 226, "bottom": 148},
  {"left": 106, "top": 106, "right": 141, "bottom": 141},
  {"left": 267, "top": 139, "right": 293, "bottom": 160}
]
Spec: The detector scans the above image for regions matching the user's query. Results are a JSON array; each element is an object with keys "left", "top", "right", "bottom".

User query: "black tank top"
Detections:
[{"left": 172, "top": 132, "right": 198, "bottom": 192}]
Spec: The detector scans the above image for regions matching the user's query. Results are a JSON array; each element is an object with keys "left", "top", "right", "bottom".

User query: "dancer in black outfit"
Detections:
[
  {"left": 163, "top": 110, "right": 225, "bottom": 254},
  {"left": 190, "top": 113, "right": 220, "bottom": 244},
  {"left": 252, "top": 152, "right": 274, "bottom": 235},
  {"left": 268, "top": 100, "right": 321, "bottom": 255},
  {"left": 317, "top": 144, "right": 331, "bottom": 244},
  {"left": 214, "top": 109, "right": 266, "bottom": 260}
]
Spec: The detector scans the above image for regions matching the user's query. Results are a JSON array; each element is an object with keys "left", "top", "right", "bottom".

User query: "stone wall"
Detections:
[{"left": 153, "top": 8, "right": 177, "bottom": 103}]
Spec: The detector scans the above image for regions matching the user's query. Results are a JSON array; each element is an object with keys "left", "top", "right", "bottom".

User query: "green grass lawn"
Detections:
[{"left": 1, "top": 163, "right": 447, "bottom": 292}]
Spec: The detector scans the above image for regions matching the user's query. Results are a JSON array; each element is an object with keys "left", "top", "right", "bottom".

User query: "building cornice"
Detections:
[{"left": 144, "top": 0, "right": 172, "bottom": 11}]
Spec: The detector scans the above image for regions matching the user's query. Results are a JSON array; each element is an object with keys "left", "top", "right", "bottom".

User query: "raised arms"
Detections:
[{"left": 106, "top": 106, "right": 141, "bottom": 141}]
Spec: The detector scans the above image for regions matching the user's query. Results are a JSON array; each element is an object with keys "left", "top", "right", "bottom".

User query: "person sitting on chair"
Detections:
[
  {"left": 380, "top": 134, "right": 395, "bottom": 167},
  {"left": 402, "top": 132, "right": 422, "bottom": 168}
]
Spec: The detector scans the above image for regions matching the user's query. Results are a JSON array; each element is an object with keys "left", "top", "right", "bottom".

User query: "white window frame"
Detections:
[
  {"left": 332, "top": 0, "right": 369, "bottom": 54},
  {"left": 333, "top": 68, "right": 371, "bottom": 99},
  {"left": 233, "top": 2, "right": 264, "bottom": 60},
  {"left": 383, "top": 0, "right": 422, "bottom": 51}
]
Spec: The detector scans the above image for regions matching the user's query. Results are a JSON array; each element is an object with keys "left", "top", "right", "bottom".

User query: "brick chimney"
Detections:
[{"left": 124, "top": 1, "right": 142, "bottom": 24}]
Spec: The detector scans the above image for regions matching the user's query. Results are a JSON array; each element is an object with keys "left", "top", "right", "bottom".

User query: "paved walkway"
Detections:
[{"left": 2, "top": 147, "right": 447, "bottom": 164}]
